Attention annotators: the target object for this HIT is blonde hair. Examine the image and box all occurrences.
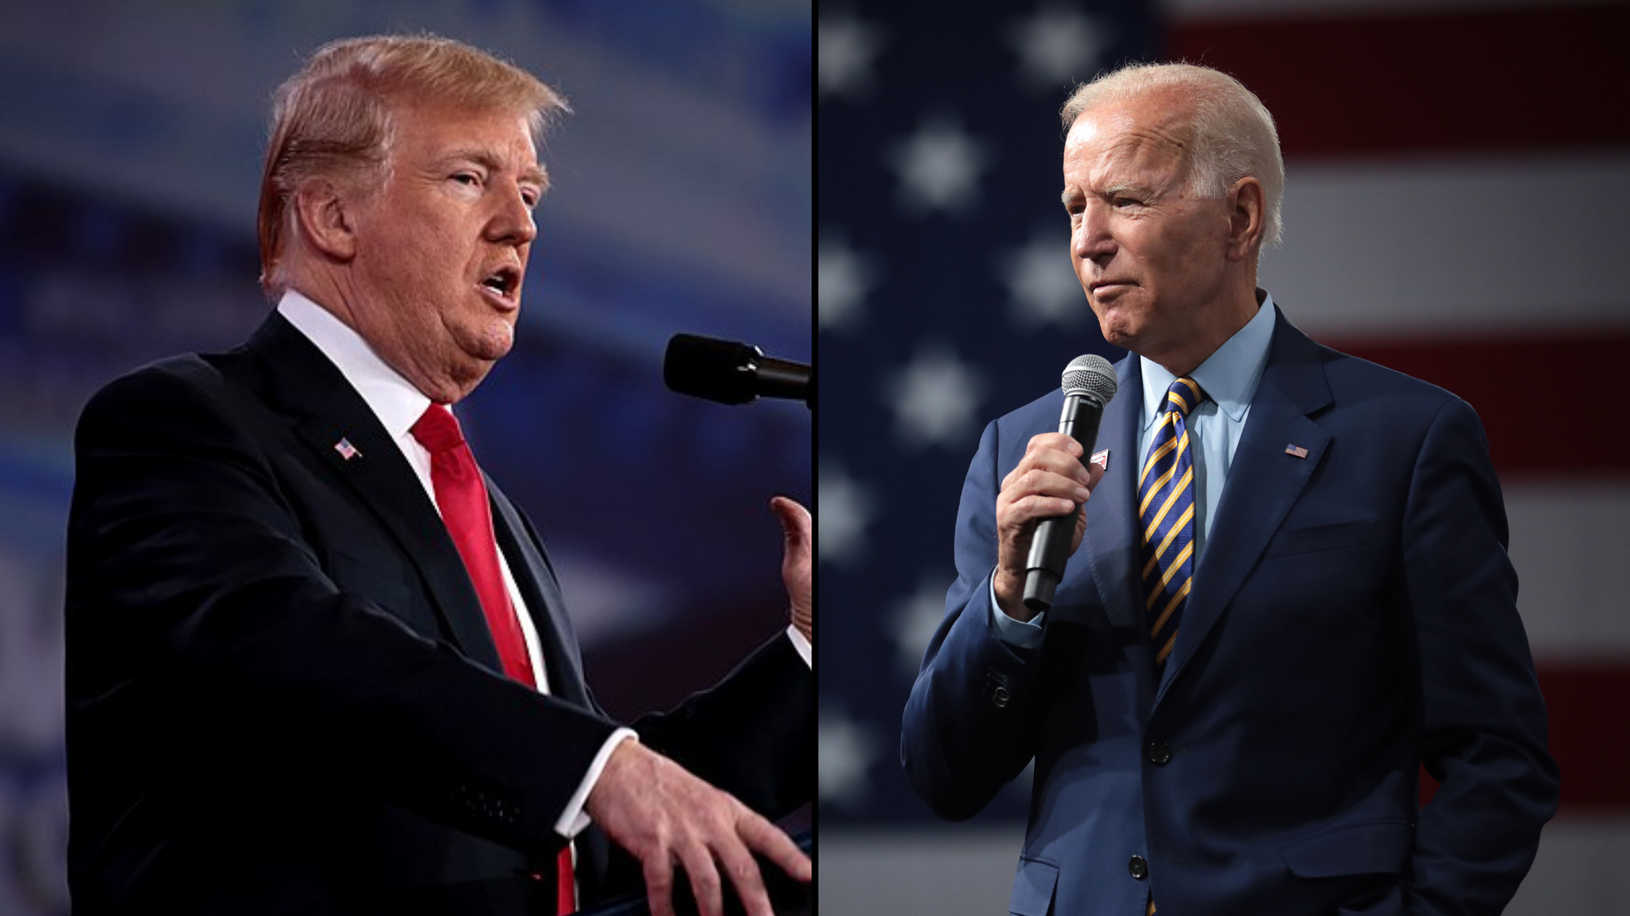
[257,34,569,295]
[1061,62,1284,249]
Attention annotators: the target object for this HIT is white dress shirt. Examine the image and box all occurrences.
[278,290,632,838]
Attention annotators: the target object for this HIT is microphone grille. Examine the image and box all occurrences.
[1061,354,1118,405]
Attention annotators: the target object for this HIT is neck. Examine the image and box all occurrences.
[1148,283,1260,378]
[285,270,484,405]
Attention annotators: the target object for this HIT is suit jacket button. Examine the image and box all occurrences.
[1146,741,1171,766]
[992,686,1010,708]
[1129,855,1148,880]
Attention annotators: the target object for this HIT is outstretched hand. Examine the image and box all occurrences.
[585,740,811,916]
[770,497,811,644]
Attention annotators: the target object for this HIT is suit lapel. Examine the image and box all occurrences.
[244,313,506,675]
[1154,308,1333,707]
[1080,355,1156,694]
[488,485,591,707]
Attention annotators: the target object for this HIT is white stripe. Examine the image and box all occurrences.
[1507,480,1630,659]
[1506,816,1630,914]
[1260,154,1630,341]
[822,831,1017,916]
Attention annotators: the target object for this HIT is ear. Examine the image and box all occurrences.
[290,178,361,263]
[1224,176,1265,263]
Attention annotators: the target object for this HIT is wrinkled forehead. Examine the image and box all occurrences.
[1063,93,1194,185]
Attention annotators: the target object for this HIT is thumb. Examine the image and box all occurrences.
[769,496,811,554]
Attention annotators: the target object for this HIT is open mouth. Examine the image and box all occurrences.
[477,266,521,304]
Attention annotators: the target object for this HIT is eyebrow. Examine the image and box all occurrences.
[442,149,550,190]
[1104,182,1150,197]
[1060,182,1153,206]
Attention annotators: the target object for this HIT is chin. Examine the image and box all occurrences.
[485,337,515,361]
[468,322,516,361]
[1093,315,1138,352]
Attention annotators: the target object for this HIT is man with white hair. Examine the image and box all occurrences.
[903,62,1556,915]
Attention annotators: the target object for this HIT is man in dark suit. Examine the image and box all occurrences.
[65,35,811,916]
[902,63,1557,915]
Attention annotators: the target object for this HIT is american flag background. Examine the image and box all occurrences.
[818,0,1630,912]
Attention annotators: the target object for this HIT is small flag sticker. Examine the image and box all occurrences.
[1285,444,1308,459]
[334,438,361,461]
[1091,449,1110,471]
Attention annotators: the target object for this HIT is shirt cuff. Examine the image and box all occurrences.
[787,624,813,668]
[988,570,1046,648]
[555,727,639,837]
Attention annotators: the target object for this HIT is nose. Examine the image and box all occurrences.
[487,187,538,246]
[1073,200,1115,267]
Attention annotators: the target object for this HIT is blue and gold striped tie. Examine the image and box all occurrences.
[1139,377,1204,668]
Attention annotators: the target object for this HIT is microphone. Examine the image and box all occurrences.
[664,334,812,410]
[1023,354,1118,613]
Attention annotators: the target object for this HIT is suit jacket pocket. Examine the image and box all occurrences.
[1010,856,1059,916]
[1264,519,1378,560]
[1279,819,1414,877]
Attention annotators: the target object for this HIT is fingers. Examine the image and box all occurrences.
[737,811,812,882]
[644,853,678,916]
[1087,454,1107,490]
[997,434,1100,524]
[592,745,799,916]
[995,434,1104,615]
[713,842,773,916]
[670,831,783,916]
[1001,435,1097,495]
[1030,431,1085,458]
[710,808,803,916]
[677,840,727,916]
[768,496,812,546]
[770,496,813,643]
[769,495,813,582]
[651,815,784,916]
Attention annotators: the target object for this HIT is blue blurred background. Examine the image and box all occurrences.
[0,2,810,912]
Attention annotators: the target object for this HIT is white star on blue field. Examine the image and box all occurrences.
[818,0,1157,823]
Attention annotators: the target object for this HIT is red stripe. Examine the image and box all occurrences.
[1323,329,1630,476]
[1419,662,1630,810]
[1537,663,1630,810]
[1168,6,1630,158]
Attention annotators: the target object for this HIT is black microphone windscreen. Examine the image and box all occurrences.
[664,334,759,405]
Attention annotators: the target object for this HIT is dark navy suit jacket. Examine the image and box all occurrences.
[903,306,1557,916]
[65,313,812,915]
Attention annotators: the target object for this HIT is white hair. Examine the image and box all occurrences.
[1061,62,1284,250]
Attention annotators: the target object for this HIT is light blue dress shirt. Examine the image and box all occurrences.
[991,291,1279,646]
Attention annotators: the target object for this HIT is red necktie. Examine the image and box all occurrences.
[410,404,575,914]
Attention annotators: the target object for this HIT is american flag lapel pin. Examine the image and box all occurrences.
[1285,444,1308,459]
[1090,449,1110,471]
[334,438,362,461]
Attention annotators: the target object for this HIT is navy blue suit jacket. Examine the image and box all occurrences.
[65,313,812,915]
[903,306,1557,916]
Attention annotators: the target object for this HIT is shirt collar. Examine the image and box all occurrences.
[1140,288,1277,430]
[276,289,433,441]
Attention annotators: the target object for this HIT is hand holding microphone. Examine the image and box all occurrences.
[994,355,1118,620]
